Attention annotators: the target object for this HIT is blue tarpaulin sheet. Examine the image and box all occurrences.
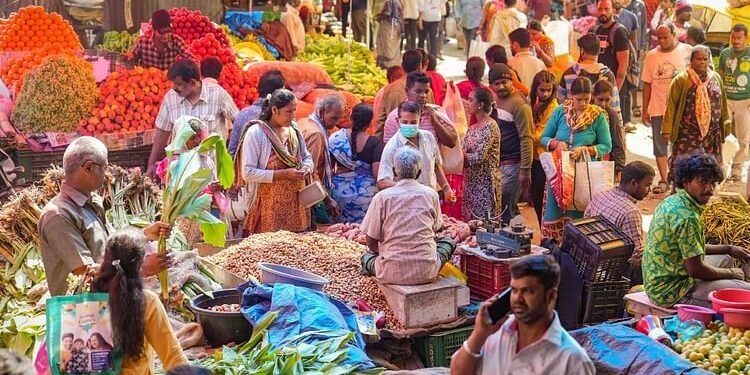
[223,11,282,58]
[239,282,376,370]
[570,324,711,375]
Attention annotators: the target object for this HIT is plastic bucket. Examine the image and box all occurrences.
[190,289,252,347]
[258,262,329,291]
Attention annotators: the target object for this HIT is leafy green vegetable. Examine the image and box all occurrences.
[198,312,383,375]
[158,116,235,299]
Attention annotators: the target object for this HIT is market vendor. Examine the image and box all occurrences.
[131,9,195,70]
[360,147,456,285]
[38,137,173,296]
[643,154,750,308]
[146,59,239,180]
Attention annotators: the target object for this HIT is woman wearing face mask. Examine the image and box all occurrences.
[377,101,454,204]
[236,89,314,233]
[461,87,502,221]
[529,71,559,228]
[540,77,612,242]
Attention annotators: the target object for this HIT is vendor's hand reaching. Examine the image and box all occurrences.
[325,197,341,218]
[444,185,457,204]
[144,221,171,241]
[142,251,173,278]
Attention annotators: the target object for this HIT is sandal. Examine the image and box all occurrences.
[632,106,642,118]
[652,180,669,195]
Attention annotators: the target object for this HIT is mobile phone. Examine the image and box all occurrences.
[488,288,511,324]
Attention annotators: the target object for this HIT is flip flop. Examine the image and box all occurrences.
[632,106,642,117]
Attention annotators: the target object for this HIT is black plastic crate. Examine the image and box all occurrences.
[13,149,65,184]
[108,145,151,172]
[581,277,630,324]
[561,216,634,283]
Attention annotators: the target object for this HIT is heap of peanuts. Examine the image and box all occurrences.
[206,231,404,330]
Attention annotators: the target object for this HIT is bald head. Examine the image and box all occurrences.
[63,136,108,176]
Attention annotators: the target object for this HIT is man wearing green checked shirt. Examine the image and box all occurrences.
[643,154,750,308]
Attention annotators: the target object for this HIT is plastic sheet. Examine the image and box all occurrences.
[570,324,711,375]
[664,316,706,342]
[239,282,377,370]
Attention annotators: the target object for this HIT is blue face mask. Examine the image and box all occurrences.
[399,123,419,138]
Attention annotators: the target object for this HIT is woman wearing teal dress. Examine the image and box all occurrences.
[540,77,613,242]
[329,104,385,223]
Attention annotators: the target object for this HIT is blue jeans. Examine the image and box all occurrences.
[500,163,520,225]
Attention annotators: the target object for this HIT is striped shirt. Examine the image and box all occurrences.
[361,178,444,285]
[156,81,239,139]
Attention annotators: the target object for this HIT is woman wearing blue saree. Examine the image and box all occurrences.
[329,104,385,223]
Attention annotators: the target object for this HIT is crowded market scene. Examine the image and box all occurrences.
[5,0,750,373]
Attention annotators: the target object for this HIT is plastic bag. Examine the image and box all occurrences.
[541,149,575,210]
[46,293,123,375]
[572,152,614,211]
[439,83,467,175]
[34,337,51,375]
[439,263,468,285]
[468,36,491,59]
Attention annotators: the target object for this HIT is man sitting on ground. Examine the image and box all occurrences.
[451,255,595,374]
[644,154,750,308]
[360,147,456,285]
[585,161,655,285]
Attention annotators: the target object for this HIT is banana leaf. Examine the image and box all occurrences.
[157,117,235,300]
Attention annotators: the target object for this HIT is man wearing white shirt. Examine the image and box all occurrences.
[451,255,595,375]
[489,0,527,58]
[418,0,443,59]
[508,28,547,90]
[404,0,420,50]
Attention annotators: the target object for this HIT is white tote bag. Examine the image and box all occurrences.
[572,152,614,211]
[468,36,491,58]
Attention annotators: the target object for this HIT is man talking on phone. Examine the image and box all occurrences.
[450,256,594,374]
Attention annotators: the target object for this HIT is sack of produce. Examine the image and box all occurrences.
[45,293,123,375]
[245,61,333,87]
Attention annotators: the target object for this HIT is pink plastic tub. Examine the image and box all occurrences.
[720,307,750,329]
[708,288,750,312]
[674,304,716,325]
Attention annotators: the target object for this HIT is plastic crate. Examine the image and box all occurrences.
[13,149,65,184]
[459,252,511,300]
[561,216,634,283]
[581,277,631,324]
[108,145,152,171]
[417,325,474,367]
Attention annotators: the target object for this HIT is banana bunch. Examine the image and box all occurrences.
[222,25,275,62]
[97,30,138,54]
[297,34,387,97]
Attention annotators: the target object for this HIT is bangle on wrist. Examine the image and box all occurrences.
[462,340,483,358]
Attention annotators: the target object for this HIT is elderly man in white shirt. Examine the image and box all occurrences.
[418,0,443,59]
[377,101,456,203]
[451,255,595,375]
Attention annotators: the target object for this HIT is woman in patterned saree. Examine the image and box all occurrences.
[238,89,314,233]
[663,45,729,184]
[462,87,502,221]
[329,103,385,223]
[540,77,612,242]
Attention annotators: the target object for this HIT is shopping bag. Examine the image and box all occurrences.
[540,148,575,210]
[35,337,51,375]
[46,293,123,375]
[571,152,614,211]
[468,36,491,59]
[438,83,466,174]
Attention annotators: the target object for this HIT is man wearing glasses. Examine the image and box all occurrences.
[643,154,750,309]
[131,9,194,70]
[38,137,172,296]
